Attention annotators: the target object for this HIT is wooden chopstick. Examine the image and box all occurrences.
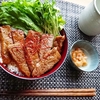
[0,88,96,97]
[19,88,96,93]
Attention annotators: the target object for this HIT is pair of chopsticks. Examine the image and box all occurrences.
[0,88,96,97]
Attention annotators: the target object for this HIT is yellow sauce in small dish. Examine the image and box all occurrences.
[71,47,87,67]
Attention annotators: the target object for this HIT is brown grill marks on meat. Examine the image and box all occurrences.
[8,42,30,77]
[39,34,54,59]
[11,29,24,43]
[0,25,13,64]
[32,47,61,77]
[24,30,41,72]
[53,35,65,53]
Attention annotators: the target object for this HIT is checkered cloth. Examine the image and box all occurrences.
[0,0,100,99]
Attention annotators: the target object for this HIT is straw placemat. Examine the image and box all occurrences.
[0,0,100,99]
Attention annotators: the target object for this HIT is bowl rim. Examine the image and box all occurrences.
[69,40,99,72]
[0,29,68,80]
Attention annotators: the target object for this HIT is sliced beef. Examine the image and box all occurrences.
[39,34,54,59]
[11,29,24,43]
[32,47,61,77]
[8,42,30,77]
[24,30,41,72]
[53,35,65,53]
[0,25,13,64]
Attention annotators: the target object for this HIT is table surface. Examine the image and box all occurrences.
[0,0,100,100]
[63,0,92,6]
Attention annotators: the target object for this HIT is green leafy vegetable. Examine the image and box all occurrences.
[0,0,66,36]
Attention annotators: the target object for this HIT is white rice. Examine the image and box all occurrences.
[0,58,3,63]
[0,57,23,76]
[7,64,23,76]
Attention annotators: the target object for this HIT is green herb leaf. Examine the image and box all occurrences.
[0,0,66,36]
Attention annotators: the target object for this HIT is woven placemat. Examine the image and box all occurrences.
[0,0,100,100]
